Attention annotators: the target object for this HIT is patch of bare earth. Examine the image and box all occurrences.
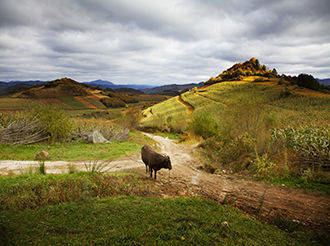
[177,95,194,115]
[136,133,330,231]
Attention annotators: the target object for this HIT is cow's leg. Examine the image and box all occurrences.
[145,165,148,173]
[154,170,157,180]
[150,169,153,178]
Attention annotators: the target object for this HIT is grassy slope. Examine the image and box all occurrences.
[0,96,104,111]
[141,96,188,129]
[0,132,153,161]
[140,80,330,130]
[0,171,321,246]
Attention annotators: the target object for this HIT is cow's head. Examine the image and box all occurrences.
[164,155,172,170]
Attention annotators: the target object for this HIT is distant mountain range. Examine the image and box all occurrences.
[316,78,330,86]
[0,80,49,96]
[142,82,204,94]
[83,80,153,90]
[0,79,204,96]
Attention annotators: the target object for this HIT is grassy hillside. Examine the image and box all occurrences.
[141,79,329,132]
[0,78,170,111]
[140,77,329,190]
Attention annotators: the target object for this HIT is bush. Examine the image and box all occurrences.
[74,119,129,141]
[32,105,73,142]
[100,97,126,108]
[189,112,219,138]
[250,153,275,179]
[296,74,320,90]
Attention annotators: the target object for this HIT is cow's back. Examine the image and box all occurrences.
[141,145,163,167]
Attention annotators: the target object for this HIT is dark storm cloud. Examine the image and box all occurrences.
[0,0,329,83]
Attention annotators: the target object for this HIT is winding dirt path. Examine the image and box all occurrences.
[177,95,194,116]
[1,133,329,230]
[138,133,330,231]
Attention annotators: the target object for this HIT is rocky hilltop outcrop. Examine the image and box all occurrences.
[205,58,278,85]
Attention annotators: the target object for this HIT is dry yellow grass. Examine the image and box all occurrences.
[140,80,330,132]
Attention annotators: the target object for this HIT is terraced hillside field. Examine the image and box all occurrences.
[140,79,330,132]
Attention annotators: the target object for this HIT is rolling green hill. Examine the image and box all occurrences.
[0,78,170,111]
[140,57,329,132]
[141,79,329,132]
[140,59,329,187]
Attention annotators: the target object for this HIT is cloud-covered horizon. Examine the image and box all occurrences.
[0,0,329,85]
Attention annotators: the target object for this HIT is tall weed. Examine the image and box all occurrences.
[32,105,73,142]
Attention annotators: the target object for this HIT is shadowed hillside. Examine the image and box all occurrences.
[0,78,171,111]
[16,78,93,98]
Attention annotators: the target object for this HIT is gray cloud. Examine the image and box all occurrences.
[0,0,329,84]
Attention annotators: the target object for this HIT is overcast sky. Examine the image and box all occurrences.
[0,0,329,84]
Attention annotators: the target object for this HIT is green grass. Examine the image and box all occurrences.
[1,196,322,245]
[142,81,329,131]
[83,97,106,108]
[0,97,38,111]
[0,172,153,210]
[58,96,89,109]
[0,137,144,161]
[0,170,325,245]
[141,96,188,131]
[267,176,330,195]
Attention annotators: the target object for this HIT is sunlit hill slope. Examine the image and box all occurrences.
[140,58,329,132]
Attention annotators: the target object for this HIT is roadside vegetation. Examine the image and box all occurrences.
[141,80,329,194]
[0,105,153,161]
[0,172,325,245]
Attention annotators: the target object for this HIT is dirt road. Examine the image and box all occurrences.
[139,133,330,231]
[1,133,329,230]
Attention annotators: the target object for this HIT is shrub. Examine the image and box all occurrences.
[250,153,275,179]
[32,105,73,142]
[117,109,141,130]
[296,74,320,90]
[189,112,219,139]
[100,97,126,108]
[74,119,130,141]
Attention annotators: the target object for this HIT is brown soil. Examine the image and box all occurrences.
[177,95,194,115]
[137,133,330,231]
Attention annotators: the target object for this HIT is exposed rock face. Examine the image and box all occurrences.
[87,130,109,143]
[35,150,50,160]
